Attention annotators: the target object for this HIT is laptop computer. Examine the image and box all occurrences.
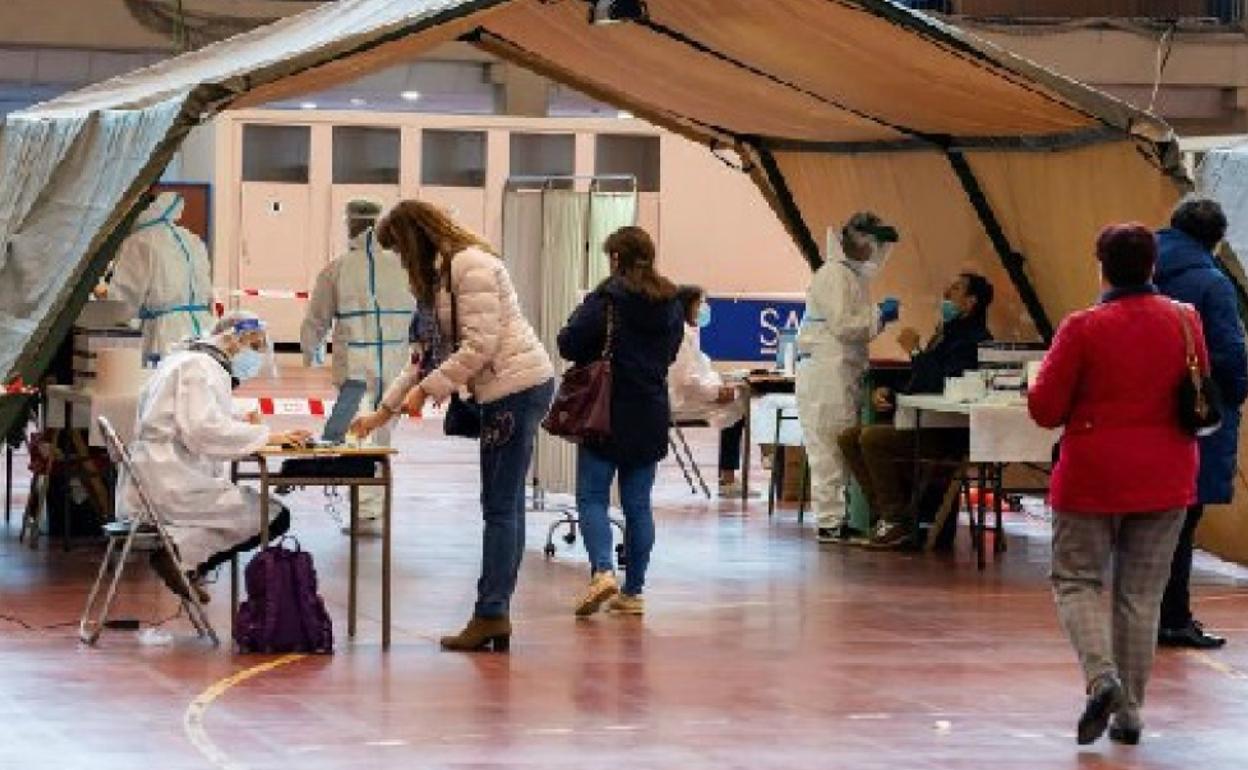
[309,378,367,448]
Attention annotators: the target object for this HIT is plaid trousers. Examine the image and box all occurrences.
[1051,509,1185,718]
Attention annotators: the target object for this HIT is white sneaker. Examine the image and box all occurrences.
[575,571,619,617]
[341,518,383,537]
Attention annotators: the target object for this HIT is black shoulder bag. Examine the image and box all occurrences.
[442,280,483,439]
[1174,302,1224,437]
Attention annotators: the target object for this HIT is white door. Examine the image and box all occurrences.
[237,183,313,344]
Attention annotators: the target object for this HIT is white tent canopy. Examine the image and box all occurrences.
[0,0,1190,420]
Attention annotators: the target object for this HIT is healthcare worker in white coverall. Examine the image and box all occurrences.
[96,191,215,363]
[127,311,311,603]
[300,199,415,535]
[795,212,900,544]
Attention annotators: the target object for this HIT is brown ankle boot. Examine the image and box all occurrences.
[439,616,511,653]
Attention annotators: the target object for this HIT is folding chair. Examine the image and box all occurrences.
[78,416,218,646]
[767,407,809,521]
[668,419,711,499]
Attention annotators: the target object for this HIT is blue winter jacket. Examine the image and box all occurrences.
[1155,228,1248,504]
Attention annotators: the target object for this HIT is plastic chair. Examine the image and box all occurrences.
[78,416,217,646]
[668,419,712,499]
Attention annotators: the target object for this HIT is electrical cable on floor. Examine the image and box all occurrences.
[0,605,184,632]
[0,613,34,630]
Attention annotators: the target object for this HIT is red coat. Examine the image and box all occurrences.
[1028,292,1207,515]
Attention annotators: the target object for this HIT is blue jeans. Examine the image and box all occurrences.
[474,378,554,619]
[576,446,657,596]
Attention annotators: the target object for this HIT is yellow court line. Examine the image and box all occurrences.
[1185,650,1248,681]
[183,654,306,770]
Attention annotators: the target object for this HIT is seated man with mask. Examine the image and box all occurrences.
[837,272,994,549]
[126,310,311,602]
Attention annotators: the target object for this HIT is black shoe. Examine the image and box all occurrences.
[817,524,859,544]
[1158,619,1227,650]
[1077,674,1125,745]
[1108,720,1141,746]
[866,521,911,550]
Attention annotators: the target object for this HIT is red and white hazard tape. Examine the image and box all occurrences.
[233,397,329,416]
[231,396,433,419]
[216,288,310,301]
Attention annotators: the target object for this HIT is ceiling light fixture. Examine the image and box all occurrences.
[349,97,367,107]
[299,102,318,110]
[589,0,648,25]
[400,90,422,102]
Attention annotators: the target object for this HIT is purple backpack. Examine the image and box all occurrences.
[234,537,333,654]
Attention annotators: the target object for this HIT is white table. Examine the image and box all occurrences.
[896,392,1060,463]
[45,385,139,447]
[895,392,1060,568]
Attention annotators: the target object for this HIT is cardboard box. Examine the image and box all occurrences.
[779,445,810,503]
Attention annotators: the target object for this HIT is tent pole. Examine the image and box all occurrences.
[753,146,823,272]
[945,150,1054,343]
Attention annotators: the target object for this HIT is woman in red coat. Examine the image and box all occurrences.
[1028,223,1209,747]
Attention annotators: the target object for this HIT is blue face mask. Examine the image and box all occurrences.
[940,299,961,324]
[231,348,265,382]
[696,303,712,328]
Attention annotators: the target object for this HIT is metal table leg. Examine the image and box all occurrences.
[62,399,72,551]
[6,441,12,528]
[381,458,392,650]
[349,483,359,640]
[975,463,987,571]
[741,389,752,506]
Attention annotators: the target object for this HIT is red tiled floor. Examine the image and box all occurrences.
[2,366,1247,768]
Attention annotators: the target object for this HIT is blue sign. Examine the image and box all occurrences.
[701,296,806,362]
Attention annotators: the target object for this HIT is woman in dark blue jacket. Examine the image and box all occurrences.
[1154,197,1248,649]
[557,226,683,618]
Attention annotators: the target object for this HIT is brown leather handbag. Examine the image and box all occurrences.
[542,300,614,443]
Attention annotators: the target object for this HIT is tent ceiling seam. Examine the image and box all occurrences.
[750,142,823,273]
[944,149,1054,342]
[848,0,1165,140]
[760,127,1122,155]
[473,28,737,146]
[636,17,926,142]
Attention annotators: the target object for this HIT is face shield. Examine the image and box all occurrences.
[210,313,277,382]
[840,217,899,279]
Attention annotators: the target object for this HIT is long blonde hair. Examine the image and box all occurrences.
[375,200,495,304]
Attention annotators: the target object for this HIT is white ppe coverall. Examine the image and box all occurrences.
[300,229,415,520]
[109,192,214,362]
[795,244,885,529]
[124,348,271,570]
[669,324,746,429]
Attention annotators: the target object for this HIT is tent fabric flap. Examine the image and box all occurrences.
[0,98,188,378]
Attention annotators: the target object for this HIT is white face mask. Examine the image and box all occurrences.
[231,348,265,382]
[849,241,892,280]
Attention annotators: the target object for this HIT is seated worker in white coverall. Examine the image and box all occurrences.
[668,284,751,496]
[127,311,311,603]
[300,199,415,536]
[795,212,900,544]
[95,191,215,364]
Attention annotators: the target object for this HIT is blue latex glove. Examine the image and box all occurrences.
[878,297,900,326]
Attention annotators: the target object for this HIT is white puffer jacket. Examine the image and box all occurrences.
[382,246,553,407]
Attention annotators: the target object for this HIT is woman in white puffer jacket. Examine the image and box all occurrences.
[352,200,554,653]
